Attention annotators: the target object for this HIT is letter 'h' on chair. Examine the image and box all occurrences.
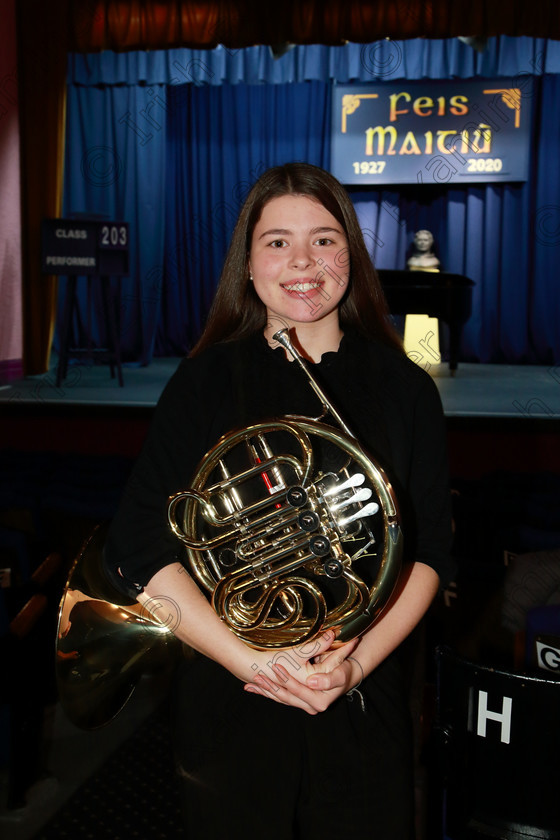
[432,646,560,839]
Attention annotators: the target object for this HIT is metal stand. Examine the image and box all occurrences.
[56,275,123,387]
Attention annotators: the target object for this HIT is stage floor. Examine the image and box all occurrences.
[1,358,560,420]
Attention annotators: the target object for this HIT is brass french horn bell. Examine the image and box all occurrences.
[55,524,180,729]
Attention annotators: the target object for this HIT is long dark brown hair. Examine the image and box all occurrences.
[190,162,403,356]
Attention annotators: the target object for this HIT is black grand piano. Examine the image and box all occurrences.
[377,270,474,375]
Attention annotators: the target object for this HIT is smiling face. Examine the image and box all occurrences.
[248,194,350,337]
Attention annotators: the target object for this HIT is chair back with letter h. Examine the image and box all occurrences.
[434,646,560,839]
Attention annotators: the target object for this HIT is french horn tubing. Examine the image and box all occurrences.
[167,328,403,649]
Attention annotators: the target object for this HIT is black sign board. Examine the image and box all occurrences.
[331,78,533,186]
[41,219,129,276]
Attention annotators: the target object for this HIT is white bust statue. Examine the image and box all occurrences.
[407,230,440,271]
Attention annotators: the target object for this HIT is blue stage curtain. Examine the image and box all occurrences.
[531,74,560,365]
[156,80,331,354]
[61,83,167,364]
[62,37,560,364]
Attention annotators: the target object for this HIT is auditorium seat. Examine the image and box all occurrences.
[432,646,560,840]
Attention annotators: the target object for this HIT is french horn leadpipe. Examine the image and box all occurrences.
[273,329,354,437]
[168,328,403,650]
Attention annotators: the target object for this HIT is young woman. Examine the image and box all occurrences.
[105,163,454,838]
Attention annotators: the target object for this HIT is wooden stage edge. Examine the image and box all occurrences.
[1,358,559,479]
[0,402,558,481]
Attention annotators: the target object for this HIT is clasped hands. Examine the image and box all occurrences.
[243,629,362,715]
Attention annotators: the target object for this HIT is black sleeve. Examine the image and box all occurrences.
[406,373,455,589]
[104,357,206,594]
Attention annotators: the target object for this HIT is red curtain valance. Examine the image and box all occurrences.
[69,0,560,53]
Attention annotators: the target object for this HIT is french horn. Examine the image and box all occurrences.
[56,328,403,728]
[168,329,403,649]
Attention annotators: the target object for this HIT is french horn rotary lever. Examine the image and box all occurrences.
[168,328,403,649]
